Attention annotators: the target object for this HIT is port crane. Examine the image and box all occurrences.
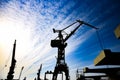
[7,40,17,80]
[37,64,42,80]
[18,66,24,80]
[51,20,98,80]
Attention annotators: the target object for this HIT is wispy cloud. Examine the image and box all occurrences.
[0,0,81,79]
[0,0,100,79]
[0,0,120,80]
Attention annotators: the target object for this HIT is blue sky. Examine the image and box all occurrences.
[0,0,120,80]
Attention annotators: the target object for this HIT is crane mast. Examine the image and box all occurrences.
[51,20,98,80]
[18,66,24,80]
[7,40,17,80]
[37,64,42,80]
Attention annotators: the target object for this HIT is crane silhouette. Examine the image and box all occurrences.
[7,40,17,80]
[51,20,98,80]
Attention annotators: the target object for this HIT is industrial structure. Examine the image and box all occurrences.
[51,20,98,80]
[37,64,42,80]
[18,66,24,80]
[114,24,120,39]
[76,24,120,80]
[1,22,120,80]
[6,40,17,80]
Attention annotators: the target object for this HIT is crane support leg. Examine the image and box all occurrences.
[52,64,69,80]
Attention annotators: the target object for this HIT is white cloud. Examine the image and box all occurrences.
[0,0,98,80]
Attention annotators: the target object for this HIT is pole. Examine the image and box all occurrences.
[19,66,24,80]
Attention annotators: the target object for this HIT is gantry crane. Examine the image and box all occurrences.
[51,20,98,80]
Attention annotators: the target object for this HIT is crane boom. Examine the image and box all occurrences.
[63,20,98,42]
[77,20,98,29]
[52,20,98,42]
[64,24,82,42]
[62,22,77,31]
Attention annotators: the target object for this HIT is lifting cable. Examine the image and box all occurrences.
[96,30,104,50]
